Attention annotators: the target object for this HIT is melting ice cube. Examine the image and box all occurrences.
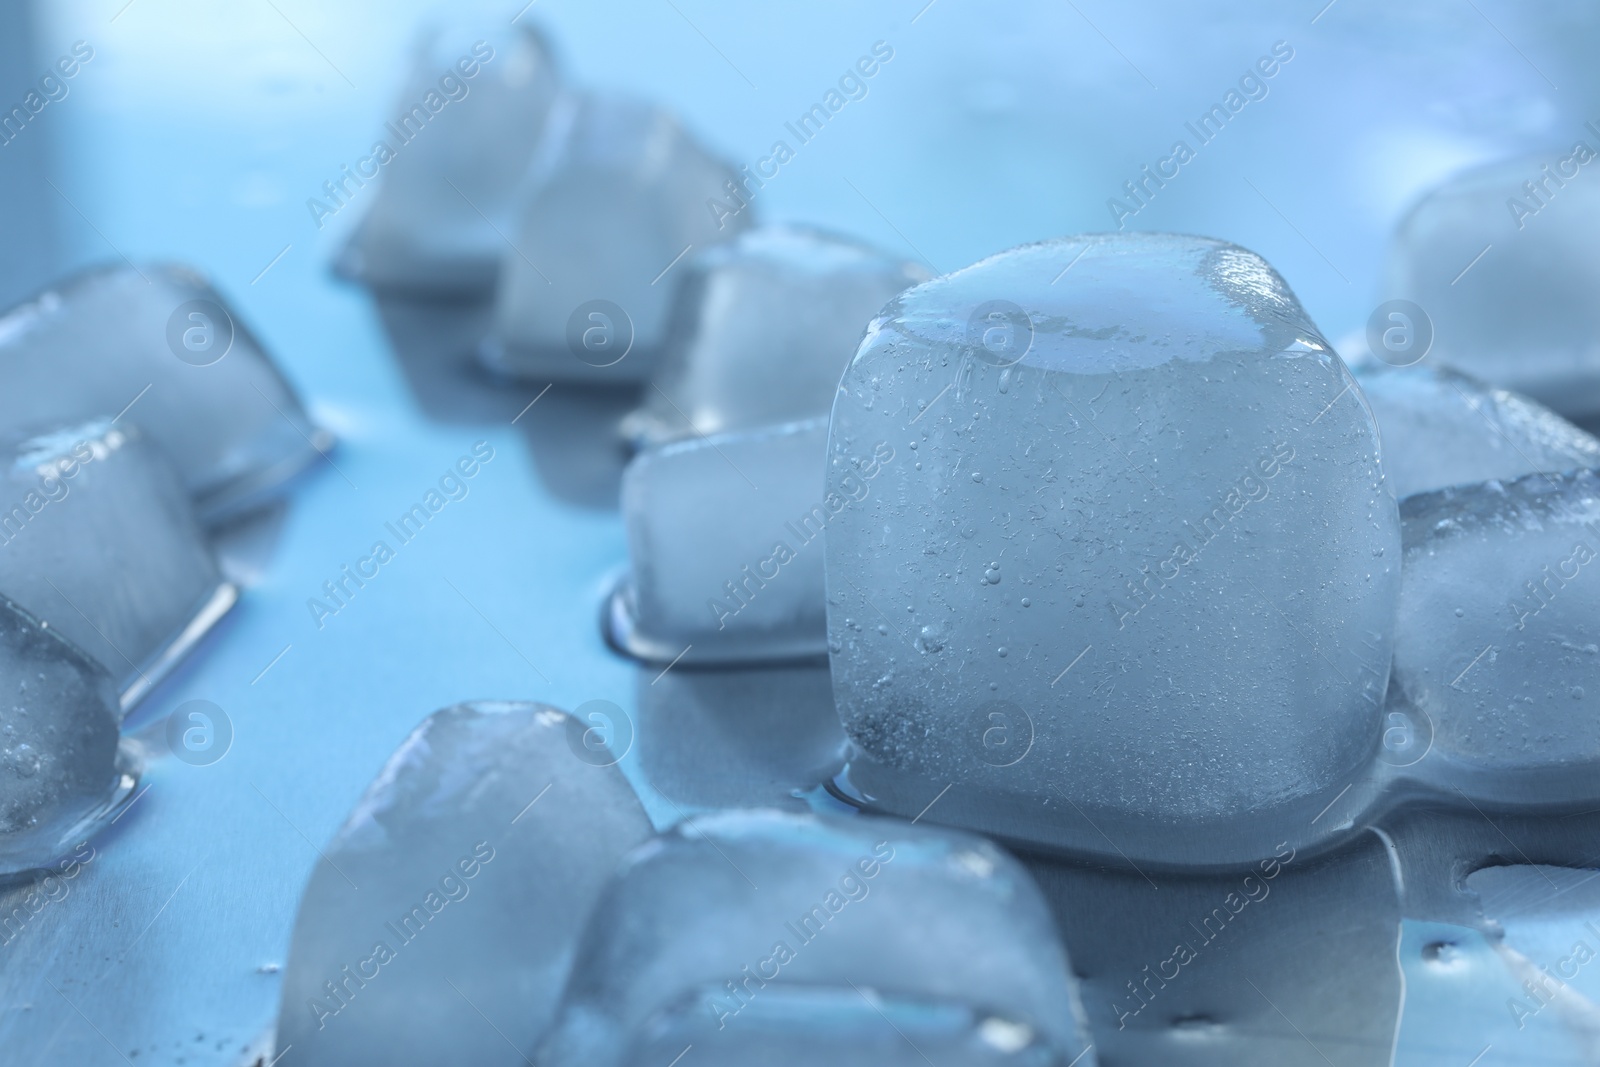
[621,225,929,449]
[0,421,234,711]
[0,593,136,877]
[825,233,1400,867]
[1386,153,1600,420]
[481,92,750,383]
[335,22,561,293]
[275,701,653,1067]
[0,264,334,523]
[1355,362,1600,500]
[1390,470,1600,806]
[535,809,1096,1067]
[608,418,838,666]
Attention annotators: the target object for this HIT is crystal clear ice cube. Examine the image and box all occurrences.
[621,225,928,449]
[826,233,1401,867]
[536,810,1096,1067]
[275,701,653,1067]
[335,22,561,293]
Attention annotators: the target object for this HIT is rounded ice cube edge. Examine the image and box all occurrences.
[601,568,829,668]
[118,580,239,713]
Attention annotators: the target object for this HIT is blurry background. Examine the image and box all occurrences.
[0,0,1595,1062]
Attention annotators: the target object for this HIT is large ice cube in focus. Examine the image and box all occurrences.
[481,92,750,383]
[0,421,235,711]
[608,418,837,666]
[275,701,652,1067]
[620,226,929,449]
[1390,470,1600,806]
[1355,362,1600,499]
[826,234,1401,868]
[0,264,334,523]
[0,593,136,877]
[334,22,560,293]
[536,810,1096,1067]
[1386,153,1600,420]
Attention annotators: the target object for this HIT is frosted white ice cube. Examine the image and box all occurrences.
[335,22,561,293]
[536,810,1096,1067]
[1356,362,1600,499]
[621,225,928,449]
[1386,152,1600,419]
[1389,470,1600,806]
[0,593,136,877]
[482,92,750,383]
[0,264,333,523]
[0,421,235,711]
[826,233,1401,867]
[275,701,653,1067]
[609,417,856,666]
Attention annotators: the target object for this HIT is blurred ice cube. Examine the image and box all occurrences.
[536,810,1096,1067]
[0,420,234,711]
[0,592,137,878]
[621,226,928,449]
[335,22,561,293]
[275,701,653,1067]
[481,92,750,383]
[826,234,1400,867]
[1390,470,1600,806]
[607,418,833,666]
[1356,362,1600,499]
[0,264,334,523]
[1386,152,1600,420]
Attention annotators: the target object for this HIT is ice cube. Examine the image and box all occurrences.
[607,418,837,666]
[0,592,137,877]
[1356,362,1600,499]
[0,420,235,711]
[1389,470,1600,806]
[620,226,929,449]
[274,701,652,1067]
[481,92,750,383]
[535,809,1096,1067]
[0,263,334,523]
[1385,153,1600,420]
[826,233,1401,867]
[334,22,561,293]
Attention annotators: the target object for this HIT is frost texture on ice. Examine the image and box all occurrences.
[1355,362,1600,500]
[826,233,1401,867]
[0,593,135,877]
[335,22,560,293]
[536,810,1096,1067]
[275,701,652,1067]
[609,418,843,666]
[1390,470,1600,806]
[0,264,333,523]
[482,92,750,383]
[1386,153,1600,419]
[0,421,234,711]
[621,226,928,449]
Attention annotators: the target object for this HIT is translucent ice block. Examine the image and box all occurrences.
[275,701,653,1067]
[826,233,1401,868]
[621,226,929,449]
[1389,470,1600,806]
[607,418,846,666]
[0,421,235,711]
[0,263,334,523]
[1355,362,1600,500]
[0,593,137,877]
[334,22,561,293]
[481,92,750,383]
[1386,152,1600,419]
[536,810,1096,1067]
